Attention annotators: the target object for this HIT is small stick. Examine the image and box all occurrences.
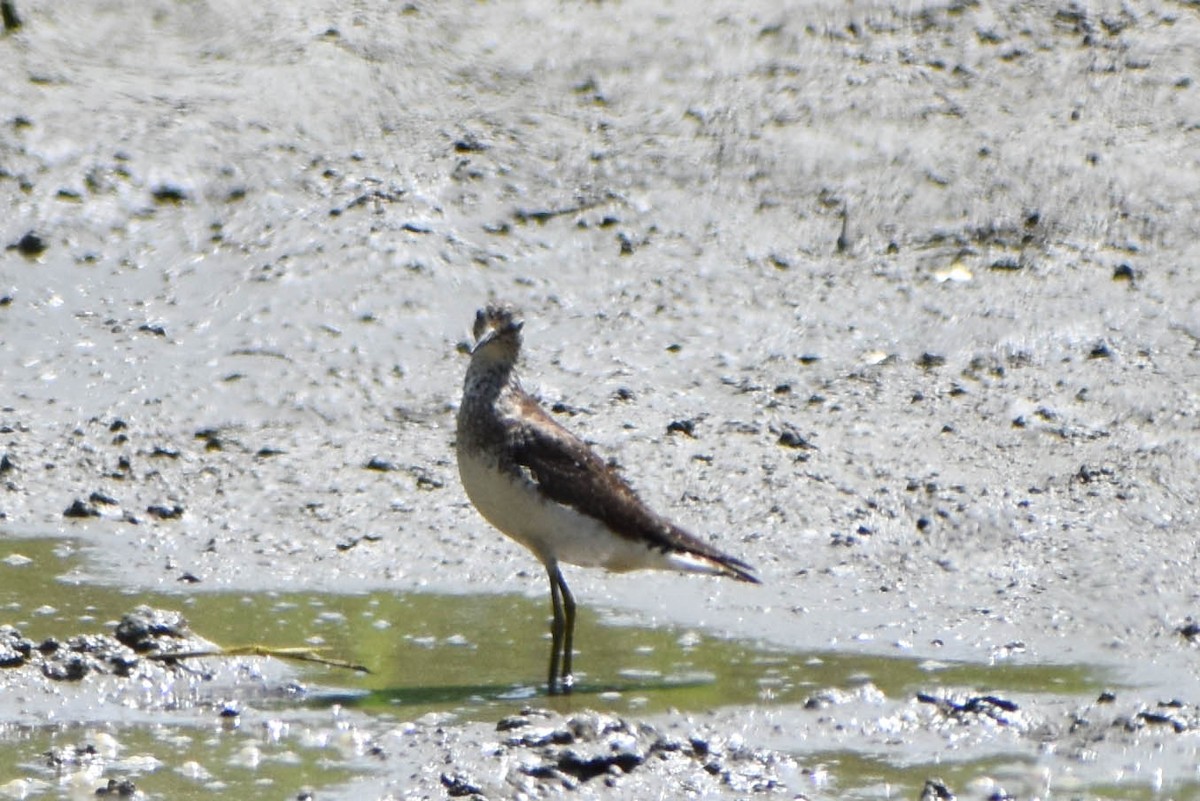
[144,645,371,673]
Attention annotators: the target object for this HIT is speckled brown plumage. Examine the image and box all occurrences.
[455,303,759,693]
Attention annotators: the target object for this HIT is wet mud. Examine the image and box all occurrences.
[3,0,1200,797]
[0,605,202,682]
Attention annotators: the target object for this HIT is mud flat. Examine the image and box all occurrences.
[2,0,1199,797]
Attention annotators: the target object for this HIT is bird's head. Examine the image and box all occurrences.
[470,303,524,361]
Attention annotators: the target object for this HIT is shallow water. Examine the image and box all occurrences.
[0,533,1155,799]
[0,535,1105,718]
[0,722,357,800]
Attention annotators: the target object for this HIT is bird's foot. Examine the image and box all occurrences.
[549,673,575,696]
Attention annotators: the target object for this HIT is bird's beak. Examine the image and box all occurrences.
[471,328,498,354]
[470,319,523,354]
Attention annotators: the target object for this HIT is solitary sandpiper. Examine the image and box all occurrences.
[455,303,759,694]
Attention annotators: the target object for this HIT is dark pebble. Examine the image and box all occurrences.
[666,419,696,437]
[194,429,222,451]
[918,352,947,369]
[15,231,47,256]
[365,457,396,471]
[114,605,190,650]
[558,749,643,781]
[453,134,489,153]
[440,772,483,797]
[0,626,33,667]
[921,778,955,800]
[497,714,532,731]
[42,655,88,681]
[151,184,189,203]
[777,426,812,449]
[146,504,184,519]
[414,470,443,490]
[95,778,137,797]
[63,499,100,518]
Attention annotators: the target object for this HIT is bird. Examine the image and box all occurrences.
[455,303,759,694]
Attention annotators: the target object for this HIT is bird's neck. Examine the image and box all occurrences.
[462,355,521,409]
[459,356,522,451]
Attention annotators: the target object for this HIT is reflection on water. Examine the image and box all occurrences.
[0,535,1123,800]
[0,536,1104,720]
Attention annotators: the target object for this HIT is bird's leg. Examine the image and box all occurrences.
[547,562,566,694]
[545,563,577,694]
[558,569,576,690]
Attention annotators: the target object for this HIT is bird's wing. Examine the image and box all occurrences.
[507,395,758,582]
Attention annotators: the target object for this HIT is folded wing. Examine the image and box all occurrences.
[507,396,759,584]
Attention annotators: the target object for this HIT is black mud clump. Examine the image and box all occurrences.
[114,605,192,651]
[1,0,20,33]
[94,777,138,797]
[1053,694,1200,765]
[63,498,101,518]
[0,605,204,681]
[917,691,1022,726]
[0,625,34,667]
[12,230,46,256]
[476,710,795,794]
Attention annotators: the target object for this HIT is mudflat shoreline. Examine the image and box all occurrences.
[2,0,1198,797]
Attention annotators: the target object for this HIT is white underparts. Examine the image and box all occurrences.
[457,448,725,576]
